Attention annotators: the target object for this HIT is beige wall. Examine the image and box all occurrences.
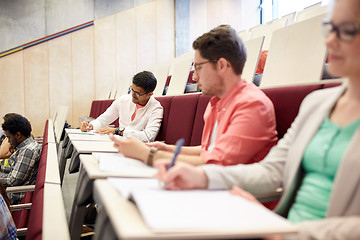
[0,0,175,136]
[189,0,259,49]
[0,0,258,136]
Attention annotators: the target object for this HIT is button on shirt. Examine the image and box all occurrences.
[288,117,360,223]
[201,80,278,166]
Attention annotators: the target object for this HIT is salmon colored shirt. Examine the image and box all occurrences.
[201,79,278,166]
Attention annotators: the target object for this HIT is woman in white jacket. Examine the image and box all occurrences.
[156,0,360,239]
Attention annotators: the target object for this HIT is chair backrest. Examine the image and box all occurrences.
[166,52,193,96]
[154,96,173,142]
[295,4,328,22]
[250,17,288,50]
[262,84,322,139]
[89,100,104,118]
[190,94,212,146]
[153,60,171,97]
[242,36,264,83]
[238,30,252,41]
[164,94,200,145]
[53,106,69,143]
[25,187,44,240]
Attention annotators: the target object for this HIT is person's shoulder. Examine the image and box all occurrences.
[149,97,163,109]
[307,84,344,99]
[239,83,273,106]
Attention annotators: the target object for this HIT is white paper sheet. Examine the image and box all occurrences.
[107,177,294,233]
[94,152,157,177]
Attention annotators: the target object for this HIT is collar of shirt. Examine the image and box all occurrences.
[209,79,247,111]
[15,137,33,150]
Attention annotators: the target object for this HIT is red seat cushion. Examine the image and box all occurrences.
[165,94,200,145]
[190,95,211,146]
[101,99,118,127]
[12,191,33,228]
[89,100,103,118]
[26,186,44,240]
[155,96,173,142]
[262,84,322,139]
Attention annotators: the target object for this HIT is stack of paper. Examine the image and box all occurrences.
[94,152,157,177]
[108,178,297,234]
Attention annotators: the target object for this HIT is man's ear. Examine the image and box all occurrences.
[148,92,154,97]
[218,58,230,72]
[14,132,22,140]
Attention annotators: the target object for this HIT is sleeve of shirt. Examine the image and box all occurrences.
[292,216,360,240]
[1,148,36,188]
[203,100,277,166]
[0,195,17,240]
[123,105,163,142]
[91,98,122,130]
[0,165,11,174]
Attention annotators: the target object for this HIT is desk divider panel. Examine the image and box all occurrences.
[260,14,327,87]
[166,51,193,96]
[242,36,264,83]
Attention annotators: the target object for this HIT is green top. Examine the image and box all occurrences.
[288,117,360,223]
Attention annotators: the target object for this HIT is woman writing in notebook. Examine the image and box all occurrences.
[156,0,360,239]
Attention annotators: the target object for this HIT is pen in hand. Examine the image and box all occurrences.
[160,138,184,188]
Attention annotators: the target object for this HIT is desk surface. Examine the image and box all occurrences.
[93,180,298,240]
[80,154,156,179]
[68,133,112,142]
[71,140,118,153]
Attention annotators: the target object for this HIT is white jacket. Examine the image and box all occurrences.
[91,94,163,142]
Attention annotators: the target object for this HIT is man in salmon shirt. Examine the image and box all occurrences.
[112,25,278,167]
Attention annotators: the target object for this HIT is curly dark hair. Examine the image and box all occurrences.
[2,114,32,137]
[132,71,157,93]
[192,24,247,75]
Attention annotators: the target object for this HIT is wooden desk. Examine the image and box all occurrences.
[69,154,154,240]
[58,130,116,182]
[68,141,118,173]
[43,183,70,239]
[93,180,298,239]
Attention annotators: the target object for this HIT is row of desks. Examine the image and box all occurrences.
[59,128,297,240]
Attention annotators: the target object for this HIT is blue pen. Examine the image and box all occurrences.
[160,138,184,189]
[167,138,185,170]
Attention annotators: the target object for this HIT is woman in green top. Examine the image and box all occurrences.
[155,0,360,239]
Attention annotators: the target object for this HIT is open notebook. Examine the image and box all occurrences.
[108,177,298,235]
[94,152,157,177]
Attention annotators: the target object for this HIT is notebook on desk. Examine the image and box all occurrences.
[94,152,157,177]
[108,177,298,235]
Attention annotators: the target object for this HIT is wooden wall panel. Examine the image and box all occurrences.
[71,27,95,128]
[48,35,72,124]
[190,0,207,49]
[207,0,224,30]
[0,52,25,119]
[24,43,49,136]
[115,8,136,96]
[136,2,157,72]
[94,15,116,100]
[156,0,175,63]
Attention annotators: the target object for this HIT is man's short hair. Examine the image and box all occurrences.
[3,113,19,122]
[132,71,157,93]
[192,24,247,75]
[2,115,32,138]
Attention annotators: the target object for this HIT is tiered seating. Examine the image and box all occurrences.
[88,82,342,148]
[8,119,69,239]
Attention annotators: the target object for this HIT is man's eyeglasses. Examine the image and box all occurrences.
[130,87,148,98]
[194,59,217,73]
[322,20,360,42]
